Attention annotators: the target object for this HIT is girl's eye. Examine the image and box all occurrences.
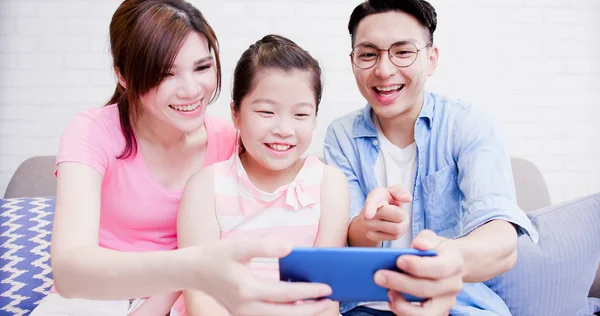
[295,113,310,117]
[257,111,274,115]
[195,65,211,71]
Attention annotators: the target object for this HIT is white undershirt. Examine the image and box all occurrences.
[360,115,417,311]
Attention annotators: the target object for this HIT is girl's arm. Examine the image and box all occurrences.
[177,167,229,316]
[314,165,350,316]
[51,162,203,299]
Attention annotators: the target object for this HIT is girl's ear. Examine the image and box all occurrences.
[114,67,126,89]
[230,101,239,129]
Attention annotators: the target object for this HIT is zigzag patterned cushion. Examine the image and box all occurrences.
[0,197,54,316]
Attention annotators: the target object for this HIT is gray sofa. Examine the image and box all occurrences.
[1,156,599,315]
[3,155,554,211]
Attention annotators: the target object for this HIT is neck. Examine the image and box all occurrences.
[239,152,303,193]
[377,97,424,149]
[135,112,203,151]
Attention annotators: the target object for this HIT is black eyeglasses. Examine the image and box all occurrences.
[350,42,431,69]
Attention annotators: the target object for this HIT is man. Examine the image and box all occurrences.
[324,1,538,315]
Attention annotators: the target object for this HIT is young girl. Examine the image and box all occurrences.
[30,1,333,315]
[175,35,350,316]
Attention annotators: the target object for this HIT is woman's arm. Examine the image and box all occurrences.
[314,165,350,316]
[51,162,200,299]
[178,168,229,316]
[128,291,182,316]
[52,162,334,315]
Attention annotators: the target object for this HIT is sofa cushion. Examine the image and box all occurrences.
[485,193,600,315]
[0,197,54,315]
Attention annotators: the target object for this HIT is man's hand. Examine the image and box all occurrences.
[349,185,412,246]
[374,230,464,316]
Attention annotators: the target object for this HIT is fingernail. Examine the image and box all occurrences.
[321,285,333,296]
[374,272,386,285]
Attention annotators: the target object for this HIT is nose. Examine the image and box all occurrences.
[272,116,295,138]
[176,73,201,99]
[374,51,397,78]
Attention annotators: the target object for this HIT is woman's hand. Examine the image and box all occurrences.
[191,239,334,316]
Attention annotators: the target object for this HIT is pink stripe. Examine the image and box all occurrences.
[212,158,235,176]
[223,225,319,246]
[215,184,321,216]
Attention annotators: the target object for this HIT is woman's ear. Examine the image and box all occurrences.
[114,66,126,89]
[230,102,239,129]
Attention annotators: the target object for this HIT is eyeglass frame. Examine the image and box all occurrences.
[349,41,432,70]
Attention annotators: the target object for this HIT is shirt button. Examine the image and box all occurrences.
[372,140,379,146]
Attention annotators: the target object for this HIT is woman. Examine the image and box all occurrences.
[30,1,333,315]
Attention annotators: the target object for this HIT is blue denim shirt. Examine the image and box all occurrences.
[324,91,538,315]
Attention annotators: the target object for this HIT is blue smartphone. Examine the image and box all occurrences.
[279,247,437,302]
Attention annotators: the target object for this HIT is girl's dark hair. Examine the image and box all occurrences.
[107,0,221,159]
[348,0,437,46]
[231,34,322,114]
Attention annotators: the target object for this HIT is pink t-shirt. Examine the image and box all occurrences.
[56,104,236,252]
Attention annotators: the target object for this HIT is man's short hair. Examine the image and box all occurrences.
[348,0,438,47]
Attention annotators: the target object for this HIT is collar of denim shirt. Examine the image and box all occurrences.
[352,90,435,139]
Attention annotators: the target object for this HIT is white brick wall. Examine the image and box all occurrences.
[1,0,599,204]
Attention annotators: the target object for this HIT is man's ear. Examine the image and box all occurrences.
[114,67,126,89]
[230,101,239,129]
[427,45,439,77]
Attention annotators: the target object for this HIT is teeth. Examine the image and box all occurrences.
[268,144,291,151]
[375,85,403,92]
[170,100,201,112]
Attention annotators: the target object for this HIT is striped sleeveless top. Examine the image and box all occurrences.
[173,154,326,315]
[213,153,325,280]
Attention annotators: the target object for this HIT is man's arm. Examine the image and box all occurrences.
[323,126,367,223]
[323,125,373,247]
[450,220,517,282]
[373,105,534,315]
[451,105,536,281]
[324,125,411,248]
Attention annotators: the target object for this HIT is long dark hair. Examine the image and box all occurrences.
[107,0,222,159]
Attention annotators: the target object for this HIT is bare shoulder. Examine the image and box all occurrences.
[322,164,348,185]
[184,165,215,191]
